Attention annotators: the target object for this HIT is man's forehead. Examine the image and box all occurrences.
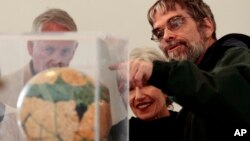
[35,40,76,45]
[152,4,189,27]
[42,22,71,32]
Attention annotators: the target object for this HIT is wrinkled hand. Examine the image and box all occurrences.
[109,59,153,90]
[129,59,153,88]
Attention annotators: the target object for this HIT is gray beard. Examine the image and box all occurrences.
[165,40,206,63]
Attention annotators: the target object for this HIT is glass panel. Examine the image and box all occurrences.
[0,33,129,141]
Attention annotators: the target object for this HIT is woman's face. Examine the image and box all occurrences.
[129,85,169,121]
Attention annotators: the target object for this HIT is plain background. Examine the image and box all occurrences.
[0,0,250,74]
[0,0,250,50]
[0,0,250,123]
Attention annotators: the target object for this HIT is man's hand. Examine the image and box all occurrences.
[129,59,153,88]
[109,59,153,91]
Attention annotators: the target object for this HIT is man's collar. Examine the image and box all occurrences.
[29,61,36,76]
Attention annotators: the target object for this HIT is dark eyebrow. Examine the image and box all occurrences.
[170,14,183,18]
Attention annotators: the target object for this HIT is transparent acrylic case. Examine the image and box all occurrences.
[0,33,129,141]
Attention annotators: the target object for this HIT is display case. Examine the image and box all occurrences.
[0,33,129,141]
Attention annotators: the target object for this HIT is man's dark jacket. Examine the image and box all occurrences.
[149,33,250,141]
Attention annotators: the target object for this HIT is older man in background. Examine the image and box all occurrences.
[0,8,78,141]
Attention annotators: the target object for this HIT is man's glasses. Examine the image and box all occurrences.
[151,16,193,42]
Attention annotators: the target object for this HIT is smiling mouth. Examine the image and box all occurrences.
[136,102,152,109]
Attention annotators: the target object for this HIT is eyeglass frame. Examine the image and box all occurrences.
[150,16,194,42]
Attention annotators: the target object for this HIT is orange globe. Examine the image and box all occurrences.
[17,67,111,141]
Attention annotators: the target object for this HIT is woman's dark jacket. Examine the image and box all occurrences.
[129,111,179,141]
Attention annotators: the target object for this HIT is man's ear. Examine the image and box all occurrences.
[72,41,78,54]
[74,41,78,50]
[202,17,214,39]
[27,41,34,56]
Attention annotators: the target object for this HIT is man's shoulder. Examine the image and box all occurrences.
[199,33,250,70]
[2,68,24,84]
[0,64,31,107]
[1,64,30,92]
[1,68,24,95]
[2,69,22,84]
[2,64,30,83]
[218,33,250,48]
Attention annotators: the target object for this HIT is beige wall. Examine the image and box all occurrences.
[0,0,156,49]
[0,0,250,50]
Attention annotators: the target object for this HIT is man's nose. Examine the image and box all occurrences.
[162,28,175,41]
[50,53,64,66]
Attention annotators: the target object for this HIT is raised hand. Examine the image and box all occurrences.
[129,59,153,88]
